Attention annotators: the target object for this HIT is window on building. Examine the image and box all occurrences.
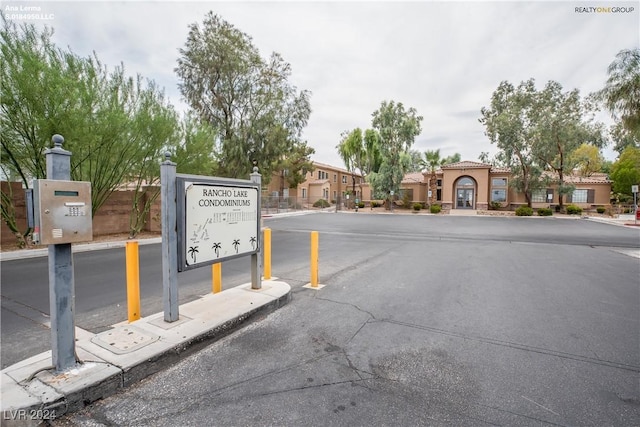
[531,189,554,203]
[333,190,337,200]
[302,188,307,198]
[491,189,507,202]
[571,189,588,203]
[342,175,347,184]
[491,177,508,203]
[435,179,442,201]
[333,174,337,182]
[399,189,414,200]
[531,190,546,203]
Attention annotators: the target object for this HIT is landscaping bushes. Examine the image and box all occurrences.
[537,207,553,216]
[515,206,533,216]
[413,203,422,211]
[565,204,583,215]
[596,206,606,214]
[430,204,442,214]
[489,201,503,210]
[313,199,330,208]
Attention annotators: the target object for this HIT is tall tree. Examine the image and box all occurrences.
[480,80,544,207]
[368,101,423,206]
[407,149,425,173]
[530,81,606,208]
[275,142,315,197]
[337,128,364,197]
[569,143,604,177]
[1,15,179,242]
[610,146,640,197]
[175,12,312,183]
[173,113,217,176]
[597,48,640,153]
[336,127,382,199]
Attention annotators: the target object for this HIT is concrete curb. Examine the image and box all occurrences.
[1,281,291,426]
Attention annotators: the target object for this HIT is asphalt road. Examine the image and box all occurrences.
[3,213,640,425]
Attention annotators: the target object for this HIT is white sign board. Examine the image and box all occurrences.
[632,185,639,193]
[179,181,259,270]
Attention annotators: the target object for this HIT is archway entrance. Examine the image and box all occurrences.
[455,177,475,209]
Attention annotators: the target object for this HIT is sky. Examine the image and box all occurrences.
[4,0,639,168]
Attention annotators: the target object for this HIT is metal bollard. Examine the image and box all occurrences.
[126,241,141,322]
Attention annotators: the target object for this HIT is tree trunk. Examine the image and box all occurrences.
[429,171,437,205]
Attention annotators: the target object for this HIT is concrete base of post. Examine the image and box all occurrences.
[303,283,325,290]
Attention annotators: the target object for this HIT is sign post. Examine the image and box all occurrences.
[632,185,638,225]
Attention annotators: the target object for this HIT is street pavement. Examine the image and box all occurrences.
[2,211,639,426]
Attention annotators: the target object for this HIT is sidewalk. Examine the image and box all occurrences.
[1,211,312,425]
[1,280,291,426]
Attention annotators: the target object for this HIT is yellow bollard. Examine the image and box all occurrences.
[264,228,272,280]
[212,263,222,294]
[125,241,141,322]
[310,231,319,287]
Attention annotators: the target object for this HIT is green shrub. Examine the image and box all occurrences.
[412,202,422,211]
[313,198,330,208]
[566,204,583,215]
[537,207,553,216]
[430,204,442,214]
[515,206,533,216]
[596,206,606,214]
[357,201,365,208]
[489,201,502,210]
[371,201,380,208]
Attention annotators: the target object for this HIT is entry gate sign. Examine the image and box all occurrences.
[176,175,260,272]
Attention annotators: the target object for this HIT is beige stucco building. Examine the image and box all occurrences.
[265,162,363,203]
[268,160,612,212]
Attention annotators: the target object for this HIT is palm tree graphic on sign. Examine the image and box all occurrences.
[212,242,221,258]
[188,246,199,263]
[250,236,257,250]
[232,239,240,253]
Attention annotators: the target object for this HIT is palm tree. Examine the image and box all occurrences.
[212,242,221,258]
[422,150,462,205]
[423,150,442,205]
[232,239,240,253]
[249,236,257,250]
[188,246,199,263]
[598,48,640,153]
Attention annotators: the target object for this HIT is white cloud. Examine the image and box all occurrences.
[6,0,638,167]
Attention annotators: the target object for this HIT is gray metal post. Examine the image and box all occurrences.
[635,191,638,226]
[250,167,262,289]
[161,153,179,322]
[46,134,77,372]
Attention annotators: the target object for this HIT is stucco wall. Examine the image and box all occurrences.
[1,182,161,247]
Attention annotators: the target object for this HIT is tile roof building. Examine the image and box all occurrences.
[266,160,612,211]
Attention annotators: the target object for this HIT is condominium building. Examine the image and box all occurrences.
[267,160,612,211]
